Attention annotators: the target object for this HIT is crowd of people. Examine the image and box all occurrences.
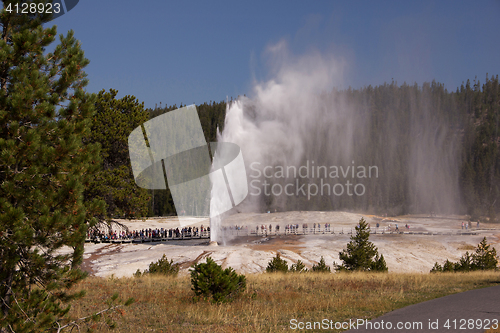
[86,222,342,241]
[88,220,456,241]
[254,223,333,236]
[461,221,479,230]
[86,225,210,241]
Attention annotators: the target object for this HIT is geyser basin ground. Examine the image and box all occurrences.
[79,211,500,277]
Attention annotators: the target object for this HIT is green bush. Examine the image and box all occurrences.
[430,262,443,273]
[371,254,388,272]
[290,260,307,273]
[266,252,289,273]
[472,237,498,270]
[455,252,473,272]
[135,254,180,277]
[443,259,455,272]
[190,257,246,303]
[311,256,331,273]
[148,254,180,276]
[430,237,498,273]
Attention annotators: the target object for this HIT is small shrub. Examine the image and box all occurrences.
[266,252,289,273]
[472,237,498,270]
[371,254,388,272]
[442,259,455,272]
[430,237,499,273]
[430,262,443,273]
[190,257,246,303]
[455,252,473,272]
[139,254,179,276]
[431,259,458,273]
[290,260,307,273]
[311,257,331,273]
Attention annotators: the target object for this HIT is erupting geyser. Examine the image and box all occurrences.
[209,142,248,244]
[212,40,461,218]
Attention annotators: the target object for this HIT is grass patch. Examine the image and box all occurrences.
[68,271,500,332]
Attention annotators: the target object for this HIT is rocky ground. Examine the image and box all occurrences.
[78,211,500,277]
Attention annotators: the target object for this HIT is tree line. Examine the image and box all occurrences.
[147,79,499,220]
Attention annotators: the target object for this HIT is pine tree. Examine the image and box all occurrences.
[430,262,443,273]
[311,256,331,273]
[84,89,150,227]
[472,237,498,270]
[190,257,246,303]
[0,3,103,330]
[442,259,455,272]
[371,253,388,272]
[430,237,498,273]
[266,252,289,273]
[290,260,307,273]
[455,251,473,272]
[336,218,388,272]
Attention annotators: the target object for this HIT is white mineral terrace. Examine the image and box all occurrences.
[67,211,500,278]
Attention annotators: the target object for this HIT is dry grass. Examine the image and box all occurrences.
[68,271,500,332]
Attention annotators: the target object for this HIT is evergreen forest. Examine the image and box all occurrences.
[148,77,499,221]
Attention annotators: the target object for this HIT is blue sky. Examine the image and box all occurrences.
[32,0,500,109]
